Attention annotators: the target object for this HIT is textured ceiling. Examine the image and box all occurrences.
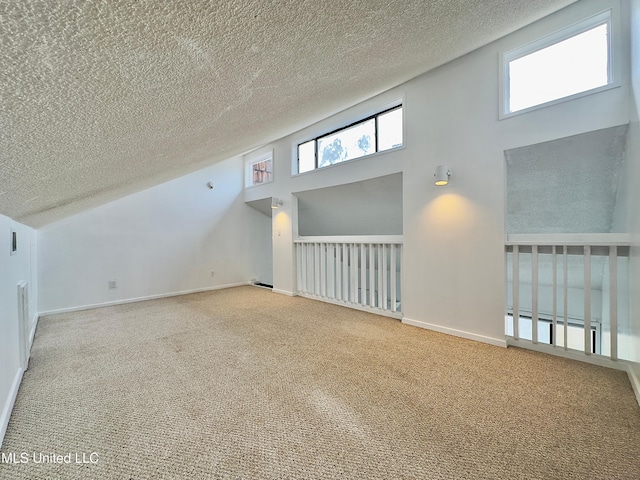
[1,0,577,227]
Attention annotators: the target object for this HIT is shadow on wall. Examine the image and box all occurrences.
[295,173,402,236]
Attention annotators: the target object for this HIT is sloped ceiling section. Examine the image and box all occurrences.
[1,0,576,227]
[506,125,628,234]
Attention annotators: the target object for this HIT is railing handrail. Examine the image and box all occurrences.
[295,235,403,244]
[506,233,631,247]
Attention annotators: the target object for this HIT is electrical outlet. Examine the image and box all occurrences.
[108,280,117,289]
[210,270,216,277]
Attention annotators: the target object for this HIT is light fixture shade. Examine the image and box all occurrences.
[434,165,451,186]
[271,197,283,209]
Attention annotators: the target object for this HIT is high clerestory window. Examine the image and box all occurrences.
[297,106,403,174]
[502,10,612,117]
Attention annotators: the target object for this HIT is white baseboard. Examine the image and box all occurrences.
[402,317,507,348]
[0,367,24,449]
[298,293,403,319]
[38,282,250,316]
[627,364,640,407]
[272,288,296,297]
[506,337,631,371]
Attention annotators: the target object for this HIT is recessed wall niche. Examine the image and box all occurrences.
[505,125,628,235]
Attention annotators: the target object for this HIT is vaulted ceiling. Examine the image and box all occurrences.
[1,0,576,227]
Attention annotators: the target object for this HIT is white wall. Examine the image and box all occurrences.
[627,0,640,391]
[245,0,631,346]
[295,173,403,236]
[38,155,272,313]
[0,215,37,447]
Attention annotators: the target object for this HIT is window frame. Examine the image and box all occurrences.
[296,104,403,175]
[500,9,615,119]
[245,151,274,189]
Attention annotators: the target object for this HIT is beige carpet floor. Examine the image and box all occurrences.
[1,285,639,479]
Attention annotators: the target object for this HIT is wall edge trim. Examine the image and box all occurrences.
[29,314,38,349]
[402,317,507,348]
[626,363,640,407]
[38,283,251,316]
[298,293,403,319]
[506,337,633,371]
[272,288,296,297]
[0,367,24,449]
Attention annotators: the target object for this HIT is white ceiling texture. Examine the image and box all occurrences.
[1,0,577,227]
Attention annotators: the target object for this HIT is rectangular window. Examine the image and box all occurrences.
[298,141,316,174]
[503,10,612,116]
[297,105,403,174]
[377,107,403,151]
[245,153,274,187]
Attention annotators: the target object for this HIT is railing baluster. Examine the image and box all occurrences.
[532,245,538,344]
[320,243,326,298]
[382,244,388,310]
[563,246,568,351]
[299,243,306,293]
[390,244,397,312]
[369,244,378,307]
[302,243,307,294]
[296,244,302,293]
[328,243,335,298]
[610,245,618,360]
[377,244,383,309]
[398,246,402,309]
[308,244,314,295]
[360,244,366,305]
[314,243,320,296]
[342,244,349,302]
[337,244,343,301]
[351,244,358,303]
[584,245,591,355]
[551,246,557,347]
[513,245,519,340]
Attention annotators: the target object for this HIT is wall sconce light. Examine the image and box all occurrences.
[271,197,283,209]
[434,165,451,186]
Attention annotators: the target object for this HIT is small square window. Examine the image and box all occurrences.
[246,153,274,188]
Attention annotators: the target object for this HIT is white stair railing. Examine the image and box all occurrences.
[295,236,402,318]
[505,234,630,361]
